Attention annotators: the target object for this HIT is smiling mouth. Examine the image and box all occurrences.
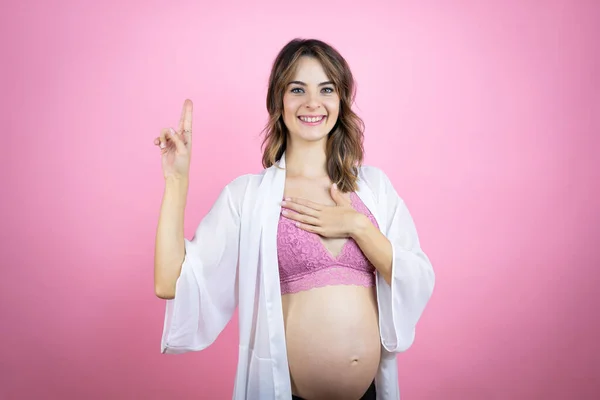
[298,115,326,125]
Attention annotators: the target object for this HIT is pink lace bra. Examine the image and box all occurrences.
[277,192,379,295]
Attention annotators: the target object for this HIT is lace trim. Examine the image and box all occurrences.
[280,266,376,295]
[277,192,380,295]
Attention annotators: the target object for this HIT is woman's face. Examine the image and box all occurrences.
[282,56,340,144]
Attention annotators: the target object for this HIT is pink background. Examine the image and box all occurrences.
[2,0,599,399]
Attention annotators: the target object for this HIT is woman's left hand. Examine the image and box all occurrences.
[281,184,366,238]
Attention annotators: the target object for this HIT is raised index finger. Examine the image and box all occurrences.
[178,99,193,133]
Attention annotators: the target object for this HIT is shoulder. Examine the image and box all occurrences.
[222,164,279,202]
[358,164,406,208]
[221,171,264,199]
[358,164,394,192]
[224,171,262,192]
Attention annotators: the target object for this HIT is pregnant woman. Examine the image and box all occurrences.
[155,38,435,400]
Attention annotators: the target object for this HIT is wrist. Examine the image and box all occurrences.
[165,175,189,196]
[350,213,370,239]
[165,174,189,186]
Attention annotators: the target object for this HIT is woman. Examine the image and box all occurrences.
[154,38,435,400]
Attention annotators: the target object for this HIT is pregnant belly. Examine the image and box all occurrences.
[282,285,381,400]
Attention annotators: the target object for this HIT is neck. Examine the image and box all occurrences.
[284,137,328,179]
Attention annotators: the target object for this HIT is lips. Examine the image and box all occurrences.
[298,115,325,123]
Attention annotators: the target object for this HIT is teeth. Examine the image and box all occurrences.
[300,116,324,123]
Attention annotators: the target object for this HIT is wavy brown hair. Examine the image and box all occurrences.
[261,38,365,193]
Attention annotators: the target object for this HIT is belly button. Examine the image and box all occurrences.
[350,357,360,366]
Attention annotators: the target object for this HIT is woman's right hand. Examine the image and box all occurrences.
[154,99,193,180]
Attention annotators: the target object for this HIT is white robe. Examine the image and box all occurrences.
[160,153,435,399]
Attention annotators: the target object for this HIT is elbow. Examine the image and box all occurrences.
[154,279,176,300]
[154,262,182,300]
[426,263,435,294]
[155,285,175,300]
[414,250,435,295]
[154,254,185,300]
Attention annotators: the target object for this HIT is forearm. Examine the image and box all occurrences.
[351,215,393,285]
[154,176,189,299]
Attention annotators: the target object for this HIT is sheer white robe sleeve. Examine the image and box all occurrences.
[161,184,241,354]
[375,170,435,353]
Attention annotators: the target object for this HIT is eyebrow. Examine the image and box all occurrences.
[288,80,334,86]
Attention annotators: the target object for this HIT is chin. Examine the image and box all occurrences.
[291,121,337,142]
[294,129,331,143]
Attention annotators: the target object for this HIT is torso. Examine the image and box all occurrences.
[279,176,381,400]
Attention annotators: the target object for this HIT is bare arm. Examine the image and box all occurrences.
[153,99,194,299]
[351,215,393,285]
[154,176,188,299]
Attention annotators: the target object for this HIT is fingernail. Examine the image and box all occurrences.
[160,143,165,149]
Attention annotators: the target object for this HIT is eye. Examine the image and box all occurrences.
[290,87,304,94]
[321,87,335,94]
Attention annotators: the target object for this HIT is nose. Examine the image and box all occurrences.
[304,92,321,110]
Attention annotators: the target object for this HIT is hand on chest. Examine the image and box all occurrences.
[280,177,359,259]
